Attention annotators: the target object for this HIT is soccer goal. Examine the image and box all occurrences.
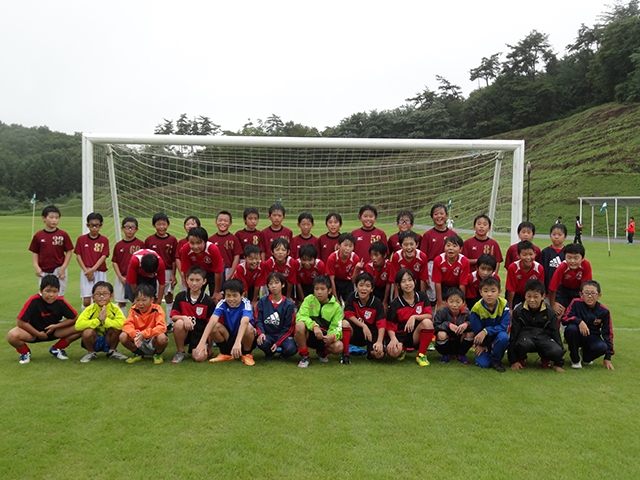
[82,134,525,244]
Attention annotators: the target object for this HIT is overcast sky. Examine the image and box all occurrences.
[1,0,610,135]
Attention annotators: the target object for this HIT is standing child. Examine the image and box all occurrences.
[29,205,74,296]
[318,212,342,264]
[263,238,299,299]
[235,207,261,256]
[126,249,166,302]
[549,243,592,317]
[145,212,178,322]
[75,212,110,308]
[389,231,430,296]
[505,240,545,311]
[233,245,267,308]
[175,215,201,289]
[433,287,473,364]
[208,211,243,281]
[432,235,470,309]
[540,223,567,294]
[574,216,583,244]
[462,214,503,273]
[256,272,297,360]
[326,232,360,303]
[111,217,145,313]
[296,244,326,300]
[291,212,321,259]
[465,254,500,310]
[504,221,542,269]
[179,227,224,302]
[627,217,635,244]
[385,269,434,366]
[388,211,421,254]
[420,203,457,303]
[7,276,80,364]
[259,204,293,260]
[351,204,387,264]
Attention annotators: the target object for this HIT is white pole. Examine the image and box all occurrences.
[591,205,594,236]
[81,135,94,234]
[489,154,502,239]
[510,142,525,245]
[606,208,611,257]
[105,145,122,242]
[614,198,618,239]
[31,200,36,238]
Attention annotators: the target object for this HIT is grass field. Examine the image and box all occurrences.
[1,216,639,479]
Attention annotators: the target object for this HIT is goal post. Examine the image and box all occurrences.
[82,133,525,245]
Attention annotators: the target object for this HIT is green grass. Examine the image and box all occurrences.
[1,216,639,479]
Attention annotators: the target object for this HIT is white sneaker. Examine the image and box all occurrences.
[49,347,69,360]
[80,352,98,363]
[107,350,128,360]
[19,352,31,364]
[571,361,582,369]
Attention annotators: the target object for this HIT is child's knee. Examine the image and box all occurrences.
[436,331,448,341]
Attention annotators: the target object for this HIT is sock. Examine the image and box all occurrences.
[119,305,127,316]
[317,346,327,357]
[460,338,473,356]
[418,329,434,355]
[165,303,173,325]
[53,338,68,350]
[17,345,30,354]
[298,346,309,356]
[342,327,351,354]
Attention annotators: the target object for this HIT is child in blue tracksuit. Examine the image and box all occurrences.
[256,272,297,360]
[469,276,510,372]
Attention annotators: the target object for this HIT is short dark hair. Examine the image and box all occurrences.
[355,272,374,288]
[476,254,497,271]
[564,243,585,257]
[430,203,447,217]
[121,217,138,228]
[312,275,332,290]
[299,244,318,260]
[369,241,387,256]
[86,212,103,223]
[399,231,419,245]
[550,223,568,236]
[186,265,207,279]
[517,240,535,254]
[298,212,314,224]
[222,279,245,295]
[523,279,545,296]
[92,281,113,294]
[187,227,209,243]
[42,205,60,217]
[40,275,60,291]
[269,204,285,216]
[517,221,536,235]
[394,268,416,286]
[444,235,464,248]
[445,287,465,302]
[580,280,601,293]
[183,215,201,227]
[479,276,501,291]
[140,253,159,274]
[217,210,232,222]
[396,211,414,224]
[270,238,290,252]
[243,207,259,220]
[474,214,492,227]
[152,212,170,225]
[359,204,378,218]
[134,283,155,299]
[325,212,342,225]
[266,271,286,287]
[243,244,261,257]
[338,232,356,245]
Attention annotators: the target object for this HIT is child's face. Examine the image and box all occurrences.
[401,237,417,258]
[272,245,288,263]
[186,273,206,294]
[313,283,331,304]
[135,294,153,313]
[524,290,544,310]
[519,248,535,267]
[580,285,601,307]
[550,229,566,248]
[359,210,376,229]
[474,218,491,238]
[477,264,494,280]
[446,294,464,315]
[298,219,314,237]
[444,241,461,258]
[184,218,199,234]
[399,272,416,295]
[431,207,447,228]
[224,290,243,308]
[43,212,60,230]
[154,220,169,236]
[216,214,231,233]
[122,222,138,240]
[397,216,413,233]
[300,256,315,270]
[370,251,385,267]
[245,213,259,231]
[188,237,206,255]
[92,286,113,307]
[87,219,103,237]
[480,285,500,306]
[268,278,284,296]
[326,216,341,235]
[40,285,60,304]
[518,228,534,242]
[245,253,261,270]
[565,252,583,270]
[338,240,354,257]
[356,279,373,299]
[269,210,284,228]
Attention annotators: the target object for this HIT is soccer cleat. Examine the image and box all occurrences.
[457,355,470,365]
[153,354,163,365]
[584,360,593,365]
[19,352,31,364]
[126,353,143,364]
[540,358,551,369]
[428,342,436,351]
[49,347,69,360]
[80,352,98,363]
[107,350,128,360]
[298,355,310,368]
[165,323,174,334]
[241,354,256,366]
[210,353,233,363]
[416,353,430,366]
[397,350,406,362]
[571,361,583,369]
[340,353,351,365]
[172,351,186,364]
[491,360,506,373]
[318,354,329,363]
[440,355,451,364]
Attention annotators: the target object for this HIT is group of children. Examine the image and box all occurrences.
[9,203,615,372]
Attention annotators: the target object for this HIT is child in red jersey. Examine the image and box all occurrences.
[233,245,266,308]
[432,235,470,310]
[209,211,242,281]
[462,214,503,273]
[126,249,166,302]
[421,202,457,303]
[433,287,473,364]
[326,232,360,303]
[389,231,430,296]
[386,269,434,366]
[504,221,542,269]
[176,216,201,289]
[506,240,545,311]
[465,254,500,310]
[354,241,390,310]
[296,244,326,300]
[235,207,261,257]
[388,211,421,255]
[549,243,592,317]
[259,204,293,260]
[75,212,110,308]
[291,212,320,259]
[29,205,74,296]
[264,238,299,298]
[351,204,387,264]
[627,217,635,244]
[318,212,342,263]
[7,276,80,364]
[145,212,178,320]
[112,217,145,312]
[179,226,224,302]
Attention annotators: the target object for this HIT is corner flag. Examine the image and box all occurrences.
[447,198,452,213]
[30,191,36,205]
[600,201,607,213]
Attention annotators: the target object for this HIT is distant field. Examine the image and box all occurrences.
[1,215,639,479]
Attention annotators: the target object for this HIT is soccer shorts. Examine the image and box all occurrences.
[555,286,579,308]
[216,331,257,354]
[159,269,174,296]
[395,330,417,349]
[335,279,354,303]
[139,337,159,356]
[114,276,134,304]
[426,261,436,302]
[39,267,68,296]
[348,321,379,351]
[185,320,207,352]
[79,271,107,298]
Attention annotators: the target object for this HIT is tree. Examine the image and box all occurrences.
[405,87,438,108]
[502,30,556,81]
[175,113,191,135]
[598,0,640,24]
[154,119,174,135]
[470,53,502,86]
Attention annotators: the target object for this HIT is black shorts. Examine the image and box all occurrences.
[185,320,207,352]
[29,331,58,343]
[136,276,158,297]
[335,279,354,302]
[395,331,417,348]
[217,331,257,354]
[300,283,314,299]
[347,321,379,350]
[372,286,386,303]
[556,286,579,308]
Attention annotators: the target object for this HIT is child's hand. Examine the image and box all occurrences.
[510,362,524,371]
[170,273,177,287]
[270,343,278,353]
[44,324,58,335]
[552,303,565,317]
[257,333,266,346]
[37,330,49,340]
[183,317,195,332]
[98,306,107,323]
[322,334,336,345]
[84,269,94,281]
[578,320,590,336]
[373,340,383,354]
[231,343,242,359]
[58,267,67,280]
[362,324,372,342]
[474,330,487,346]
[34,266,43,277]
[405,316,417,333]
[213,292,223,304]
[382,301,388,313]
[474,345,487,356]
[313,326,323,340]
[603,359,615,370]
[134,332,143,347]
[355,260,364,270]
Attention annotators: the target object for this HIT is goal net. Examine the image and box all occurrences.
[82,134,525,244]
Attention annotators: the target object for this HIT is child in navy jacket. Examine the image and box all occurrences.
[256,272,297,360]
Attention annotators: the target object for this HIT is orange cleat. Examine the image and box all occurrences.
[210,353,233,363]
[241,354,256,366]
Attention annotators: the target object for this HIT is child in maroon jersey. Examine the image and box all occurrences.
[233,245,266,308]
[388,211,421,255]
[29,205,74,296]
[263,238,299,298]
[145,212,178,321]
[351,204,387,264]
[462,214,503,273]
[112,217,145,312]
[318,212,342,264]
[176,216,201,289]
[432,235,470,310]
[235,207,261,257]
[75,212,110,308]
[326,232,360,303]
[296,244,326,300]
[259,204,293,260]
[549,243,592,317]
[506,240,545,311]
[291,212,320,259]
[209,211,243,281]
[421,203,456,303]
